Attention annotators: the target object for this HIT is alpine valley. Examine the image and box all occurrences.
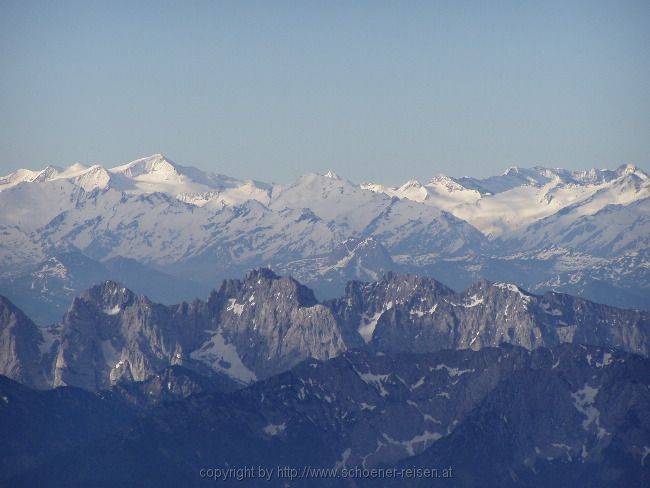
[1,155,650,487]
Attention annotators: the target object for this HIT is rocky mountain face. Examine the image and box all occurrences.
[52,280,206,390]
[3,344,648,487]
[1,270,648,394]
[110,364,239,408]
[2,155,649,321]
[0,270,351,390]
[390,349,650,488]
[330,273,650,357]
[0,296,49,389]
[208,269,347,378]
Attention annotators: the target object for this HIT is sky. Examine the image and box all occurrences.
[1,0,649,184]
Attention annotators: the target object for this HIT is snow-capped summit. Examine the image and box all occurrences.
[61,162,90,174]
[400,179,423,189]
[71,165,111,191]
[393,180,428,203]
[270,172,393,232]
[502,165,522,176]
[32,165,63,183]
[427,174,468,193]
[0,161,111,193]
[0,168,42,190]
[617,163,648,180]
[107,154,274,207]
[109,154,204,193]
[324,170,341,180]
[0,154,276,209]
[110,154,183,181]
[361,163,650,237]
[456,166,557,194]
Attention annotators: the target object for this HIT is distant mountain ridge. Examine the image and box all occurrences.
[363,163,649,237]
[4,155,645,236]
[1,154,649,322]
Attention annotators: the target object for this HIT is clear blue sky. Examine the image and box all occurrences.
[1,0,649,184]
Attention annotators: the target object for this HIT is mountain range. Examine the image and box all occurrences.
[0,267,648,485]
[2,155,649,486]
[1,269,649,486]
[1,269,648,392]
[1,154,649,324]
[2,343,649,487]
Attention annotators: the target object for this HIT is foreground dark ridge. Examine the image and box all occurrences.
[2,344,649,487]
[0,269,648,392]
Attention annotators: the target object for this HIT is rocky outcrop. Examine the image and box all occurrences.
[50,270,348,390]
[391,346,650,487]
[205,268,347,378]
[52,280,214,390]
[111,365,239,408]
[329,274,650,357]
[2,270,650,392]
[0,296,49,389]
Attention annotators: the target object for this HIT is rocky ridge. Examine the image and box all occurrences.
[2,344,648,487]
[1,270,648,392]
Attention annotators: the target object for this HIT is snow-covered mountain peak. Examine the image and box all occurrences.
[104,154,274,207]
[427,174,472,193]
[58,162,91,177]
[0,154,278,212]
[525,164,648,186]
[324,170,341,180]
[393,179,429,203]
[72,165,112,191]
[32,165,63,183]
[270,171,394,233]
[1,156,648,269]
[617,163,648,180]
[0,161,112,192]
[502,165,520,176]
[0,168,42,190]
[359,163,650,238]
[533,166,563,179]
[359,182,392,194]
[400,179,422,189]
[296,171,345,185]
[274,172,362,201]
[110,154,182,181]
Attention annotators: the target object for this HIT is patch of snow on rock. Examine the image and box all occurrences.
[190,329,256,383]
[263,423,286,436]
